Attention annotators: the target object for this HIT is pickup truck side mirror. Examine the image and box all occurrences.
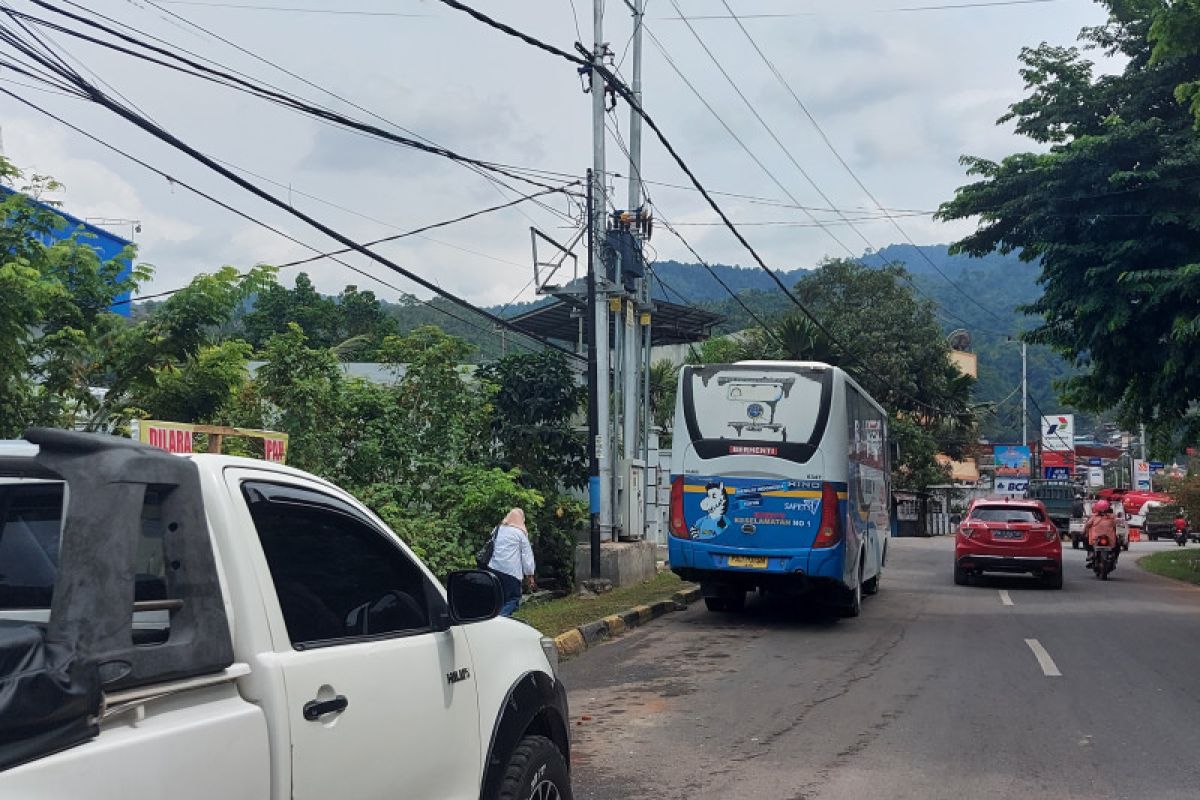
[446,570,503,624]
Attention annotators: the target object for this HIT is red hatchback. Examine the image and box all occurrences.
[955,497,1063,589]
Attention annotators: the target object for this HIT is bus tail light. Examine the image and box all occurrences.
[814,483,842,548]
[669,476,689,539]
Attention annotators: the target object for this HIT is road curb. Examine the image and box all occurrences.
[552,582,700,660]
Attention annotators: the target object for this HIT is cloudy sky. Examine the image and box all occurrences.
[0,0,1112,308]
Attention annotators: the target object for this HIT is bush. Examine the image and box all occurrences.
[529,495,586,593]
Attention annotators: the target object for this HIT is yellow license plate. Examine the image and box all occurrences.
[727,556,769,569]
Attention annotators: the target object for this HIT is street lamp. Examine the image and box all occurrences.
[1006,336,1028,446]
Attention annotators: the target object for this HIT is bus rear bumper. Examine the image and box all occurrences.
[671,566,846,598]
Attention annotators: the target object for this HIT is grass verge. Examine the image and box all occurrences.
[1138,549,1200,586]
[515,571,686,637]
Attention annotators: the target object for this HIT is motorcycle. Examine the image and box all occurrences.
[1090,534,1117,580]
[1177,524,1190,547]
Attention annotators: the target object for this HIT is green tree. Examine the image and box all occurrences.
[938,2,1200,445]
[476,350,587,492]
[0,158,150,434]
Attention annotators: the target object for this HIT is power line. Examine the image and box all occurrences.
[643,10,1003,336]
[715,0,1010,327]
[14,1,568,194]
[431,0,974,417]
[0,76,578,361]
[152,1,434,17]
[655,0,1059,19]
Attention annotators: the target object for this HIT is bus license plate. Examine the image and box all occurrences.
[728,556,769,569]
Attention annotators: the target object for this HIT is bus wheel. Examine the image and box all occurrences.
[863,567,881,596]
[840,570,863,618]
[703,597,728,612]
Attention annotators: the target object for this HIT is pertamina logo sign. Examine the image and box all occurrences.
[1040,414,1075,452]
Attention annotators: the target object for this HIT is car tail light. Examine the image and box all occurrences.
[959,522,978,538]
[814,483,842,548]
[669,476,689,539]
[1044,526,1057,541]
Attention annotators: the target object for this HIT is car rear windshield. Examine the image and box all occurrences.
[970,506,1045,523]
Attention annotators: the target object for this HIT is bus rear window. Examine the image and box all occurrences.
[688,368,826,443]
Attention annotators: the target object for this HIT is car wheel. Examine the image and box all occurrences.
[954,565,969,586]
[1043,570,1063,590]
[499,735,572,800]
[703,597,728,612]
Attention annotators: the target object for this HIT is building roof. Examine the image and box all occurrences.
[506,296,722,347]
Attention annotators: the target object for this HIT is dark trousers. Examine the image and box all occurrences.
[495,570,522,616]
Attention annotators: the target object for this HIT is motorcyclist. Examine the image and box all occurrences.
[1176,512,1189,541]
[1084,499,1120,567]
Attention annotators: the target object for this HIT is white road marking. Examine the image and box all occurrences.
[1025,638,1062,677]
[999,590,1014,607]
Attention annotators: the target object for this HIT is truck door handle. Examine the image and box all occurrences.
[303,695,348,721]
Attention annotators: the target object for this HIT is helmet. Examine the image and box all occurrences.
[1094,499,1111,513]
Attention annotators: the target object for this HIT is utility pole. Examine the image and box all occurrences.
[585,170,602,579]
[620,0,646,540]
[1021,341,1028,448]
[590,0,613,547]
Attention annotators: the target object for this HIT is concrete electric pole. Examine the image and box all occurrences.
[590,0,613,554]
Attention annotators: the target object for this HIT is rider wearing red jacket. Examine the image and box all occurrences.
[1085,500,1120,566]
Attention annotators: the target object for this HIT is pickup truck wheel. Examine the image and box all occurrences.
[498,735,572,800]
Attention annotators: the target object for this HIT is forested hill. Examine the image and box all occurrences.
[646,245,1088,444]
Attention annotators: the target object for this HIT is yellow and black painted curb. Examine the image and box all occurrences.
[551,584,701,659]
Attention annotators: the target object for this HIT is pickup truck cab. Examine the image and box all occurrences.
[0,429,572,799]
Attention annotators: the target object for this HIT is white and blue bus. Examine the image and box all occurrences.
[668,361,893,617]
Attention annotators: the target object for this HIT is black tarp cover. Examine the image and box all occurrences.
[0,622,100,772]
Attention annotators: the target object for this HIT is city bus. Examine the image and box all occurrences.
[668,361,893,617]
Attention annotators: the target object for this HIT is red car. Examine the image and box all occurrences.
[954,497,1063,589]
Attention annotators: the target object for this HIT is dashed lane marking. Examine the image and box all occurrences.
[1025,638,1062,677]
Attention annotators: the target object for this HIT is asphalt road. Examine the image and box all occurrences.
[561,536,1200,800]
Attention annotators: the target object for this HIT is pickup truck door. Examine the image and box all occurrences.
[226,473,481,800]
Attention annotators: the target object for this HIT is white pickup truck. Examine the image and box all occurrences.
[0,429,572,799]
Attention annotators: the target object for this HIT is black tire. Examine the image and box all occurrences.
[954,565,969,586]
[863,568,881,595]
[1123,542,1130,551]
[498,735,572,800]
[703,597,728,612]
[1072,538,1080,550]
[840,566,863,618]
[1150,534,1158,542]
[1043,570,1063,590]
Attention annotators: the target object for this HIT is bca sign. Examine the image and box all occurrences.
[1040,414,1075,452]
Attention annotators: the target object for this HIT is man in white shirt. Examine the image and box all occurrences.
[488,508,536,616]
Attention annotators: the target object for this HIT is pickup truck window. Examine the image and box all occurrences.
[242,481,433,648]
[0,482,173,644]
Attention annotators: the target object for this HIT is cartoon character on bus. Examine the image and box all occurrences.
[692,481,729,539]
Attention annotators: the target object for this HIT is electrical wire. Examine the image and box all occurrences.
[0,80,577,361]
[649,5,1005,337]
[715,0,1011,327]
[13,1,569,194]
[431,0,975,417]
